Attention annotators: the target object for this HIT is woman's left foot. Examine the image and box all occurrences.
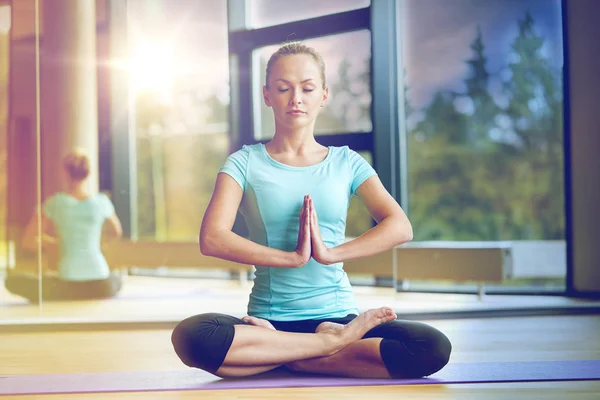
[241,316,276,330]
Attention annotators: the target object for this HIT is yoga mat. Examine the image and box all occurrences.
[1,360,599,395]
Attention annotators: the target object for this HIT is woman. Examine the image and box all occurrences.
[171,43,452,379]
[5,150,123,302]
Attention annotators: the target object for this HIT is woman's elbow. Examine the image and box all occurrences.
[397,218,413,244]
[106,227,122,240]
[199,238,211,256]
[199,230,218,257]
[403,223,414,243]
[112,224,123,239]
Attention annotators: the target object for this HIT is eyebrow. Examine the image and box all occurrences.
[275,79,316,84]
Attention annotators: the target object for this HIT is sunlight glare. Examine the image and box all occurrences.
[129,43,176,93]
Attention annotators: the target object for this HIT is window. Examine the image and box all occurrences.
[128,0,230,240]
[253,30,372,140]
[249,0,370,28]
[401,0,565,292]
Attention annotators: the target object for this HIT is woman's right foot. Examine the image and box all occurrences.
[332,307,396,344]
[315,321,345,334]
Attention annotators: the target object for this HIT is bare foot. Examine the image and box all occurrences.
[335,307,396,344]
[241,316,276,330]
[315,321,345,334]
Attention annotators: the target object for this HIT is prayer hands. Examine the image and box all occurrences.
[294,195,335,267]
[294,195,312,266]
[307,195,335,265]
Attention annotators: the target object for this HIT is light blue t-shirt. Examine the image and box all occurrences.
[220,143,377,321]
[43,192,115,281]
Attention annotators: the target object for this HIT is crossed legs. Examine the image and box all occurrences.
[171,308,452,379]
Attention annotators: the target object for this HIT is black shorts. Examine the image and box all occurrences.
[171,313,451,378]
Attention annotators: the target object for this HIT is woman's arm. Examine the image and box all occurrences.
[311,175,413,265]
[200,173,311,268]
[21,208,58,252]
[102,212,123,241]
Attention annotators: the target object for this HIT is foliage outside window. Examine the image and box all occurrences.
[404,2,564,242]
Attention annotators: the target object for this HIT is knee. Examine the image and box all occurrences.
[380,324,452,378]
[415,325,452,377]
[425,327,452,375]
[171,315,205,368]
[171,313,236,372]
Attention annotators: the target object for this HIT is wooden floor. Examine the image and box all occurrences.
[2,383,600,400]
[1,314,599,399]
[1,276,600,398]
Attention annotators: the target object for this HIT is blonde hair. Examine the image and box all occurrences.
[266,42,327,89]
[63,149,90,181]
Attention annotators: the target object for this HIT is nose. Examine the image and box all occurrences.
[289,89,302,105]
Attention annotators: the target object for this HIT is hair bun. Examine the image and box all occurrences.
[63,149,90,181]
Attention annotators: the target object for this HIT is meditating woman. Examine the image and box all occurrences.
[5,150,123,302]
[171,43,452,379]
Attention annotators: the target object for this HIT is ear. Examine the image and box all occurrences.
[321,86,329,107]
[263,85,272,107]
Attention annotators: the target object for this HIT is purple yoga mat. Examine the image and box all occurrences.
[1,360,599,395]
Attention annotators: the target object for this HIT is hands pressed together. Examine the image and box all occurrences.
[294,194,335,267]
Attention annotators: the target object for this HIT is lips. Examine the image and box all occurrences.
[287,110,306,115]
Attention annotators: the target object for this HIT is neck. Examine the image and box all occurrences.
[67,180,88,195]
[269,124,321,154]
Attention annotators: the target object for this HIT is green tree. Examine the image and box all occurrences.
[503,12,564,239]
[325,58,371,133]
[409,91,493,240]
[463,26,502,147]
[409,25,519,241]
[407,14,565,242]
[415,91,468,142]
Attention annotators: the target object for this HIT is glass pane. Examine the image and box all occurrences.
[346,151,374,238]
[402,0,565,292]
[129,0,230,241]
[2,0,46,316]
[253,30,372,140]
[249,0,370,29]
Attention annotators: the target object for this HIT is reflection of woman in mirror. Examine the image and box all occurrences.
[170,43,452,379]
[5,149,123,302]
